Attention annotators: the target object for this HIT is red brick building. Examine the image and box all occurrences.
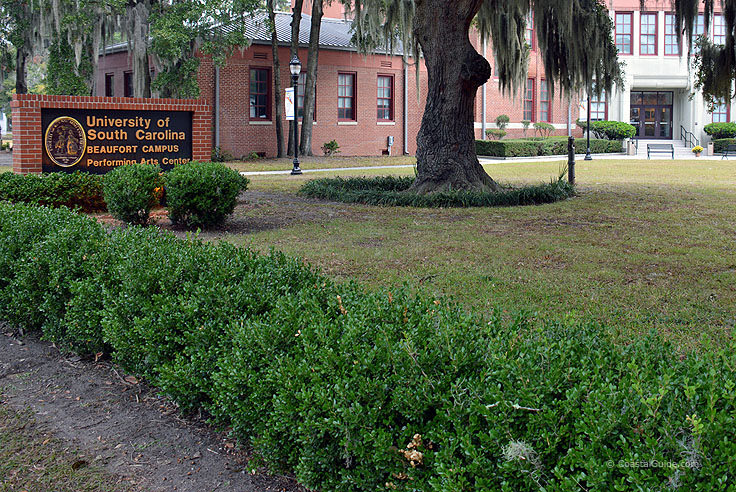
[97,4,579,158]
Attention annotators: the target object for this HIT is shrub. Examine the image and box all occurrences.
[165,161,249,229]
[1,202,735,492]
[298,175,575,207]
[712,138,736,153]
[103,164,162,226]
[0,171,105,211]
[495,114,510,130]
[521,119,531,136]
[704,122,736,139]
[476,138,623,157]
[322,139,341,156]
[485,128,506,140]
[533,122,555,138]
[211,146,235,162]
[590,121,637,140]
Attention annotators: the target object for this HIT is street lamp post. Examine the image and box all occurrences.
[585,89,593,161]
[289,55,302,175]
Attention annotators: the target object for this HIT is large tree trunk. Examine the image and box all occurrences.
[411,0,499,193]
[15,47,27,95]
[287,0,303,156]
[267,0,285,157]
[299,0,322,157]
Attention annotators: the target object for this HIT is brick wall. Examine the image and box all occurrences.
[11,94,211,174]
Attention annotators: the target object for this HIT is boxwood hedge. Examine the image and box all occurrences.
[711,138,736,153]
[1,203,735,491]
[476,138,623,157]
[0,171,105,211]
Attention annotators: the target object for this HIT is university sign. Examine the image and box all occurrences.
[11,95,211,175]
[41,108,193,173]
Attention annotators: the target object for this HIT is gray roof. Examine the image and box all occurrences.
[104,11,405,56]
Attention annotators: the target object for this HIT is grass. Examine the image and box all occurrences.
[0,406,129,491]
[0,166,10,174]
[227,158,736,347]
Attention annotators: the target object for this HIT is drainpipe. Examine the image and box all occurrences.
[215,65,220,148]
[481,39,487,140]
[403,57,409,155]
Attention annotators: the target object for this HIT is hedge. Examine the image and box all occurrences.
[1,203,735,491]
[476,138,623,157]
[704,122,736,140]
[299,176,575,207]
[0,171,105,211]
[711,138,736,153]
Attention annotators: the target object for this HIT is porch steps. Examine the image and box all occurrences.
[633,139,696,159]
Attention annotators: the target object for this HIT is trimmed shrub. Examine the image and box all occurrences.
[1,202,735,492]
[165,161,249,229]
[321,140,341,156]
[712,138,736,153]
[476,138,623,157]
[485,128,506,140]
[704,122,736,139]
[495,114,510,130]
[533,122,555,138]
[299,175,575,207]
[0,171,105,211]
[591,120,636,140]
[103,164,163,225]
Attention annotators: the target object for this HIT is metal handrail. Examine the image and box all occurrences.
[680,125,700,149]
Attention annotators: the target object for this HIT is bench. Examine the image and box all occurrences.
[722,144,736,159]
[647,143,674,160]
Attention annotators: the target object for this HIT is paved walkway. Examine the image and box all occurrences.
[240,151,726,176]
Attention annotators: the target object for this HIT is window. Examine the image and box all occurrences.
[590,90,607,121]
[249,68,271,120]
[714,14,726,45]
[540,79,550,122]
[123,71,133,98]
[615,12,633,55]
[692,14,705,52]
[640,12,657,55]
[664,13,680,55]
[297,72,316,120]
[105,73,114,97]
[338,72,356,120]
[525,12,535,50]
[523,78,535,122]
[377,75,393,121]
[712,100,729,122]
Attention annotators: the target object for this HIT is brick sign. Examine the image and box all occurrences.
[12,95,211,175]
[42,108,193,173]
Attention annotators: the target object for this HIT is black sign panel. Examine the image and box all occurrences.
[42,108,193,174]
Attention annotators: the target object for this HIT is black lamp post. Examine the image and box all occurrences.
[289,55,302,175]
[585,88,593,161]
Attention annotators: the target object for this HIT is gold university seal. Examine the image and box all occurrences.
[45,116,86,167]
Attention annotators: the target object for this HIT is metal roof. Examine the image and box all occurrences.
[103,11,405,56]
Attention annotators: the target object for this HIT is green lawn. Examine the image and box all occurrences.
[0,165,10,174]
[226,158,736,347]
[227,155,415,173]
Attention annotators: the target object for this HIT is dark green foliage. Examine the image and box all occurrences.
[712,138,736,153]
[1,202,735,491]
[704,122,736,140]
[45,38,94,96]
[485,128,507,140]
[164,161,249,229]
[299,175,575,207]
[476,138,623,157]
[103,164,163,226]
[0,171,105,211]
[321,139,341,156]
[533,121,555,137]
[495,114,510,130]
[591,120,636,140]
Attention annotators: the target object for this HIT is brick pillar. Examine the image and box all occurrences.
[11,94,43,174]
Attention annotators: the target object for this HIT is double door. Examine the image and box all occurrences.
[630,92,673,139]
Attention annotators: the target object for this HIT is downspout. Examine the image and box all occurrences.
[403,57,409,155]
[481,39,487,140]
[215,65,221,148]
